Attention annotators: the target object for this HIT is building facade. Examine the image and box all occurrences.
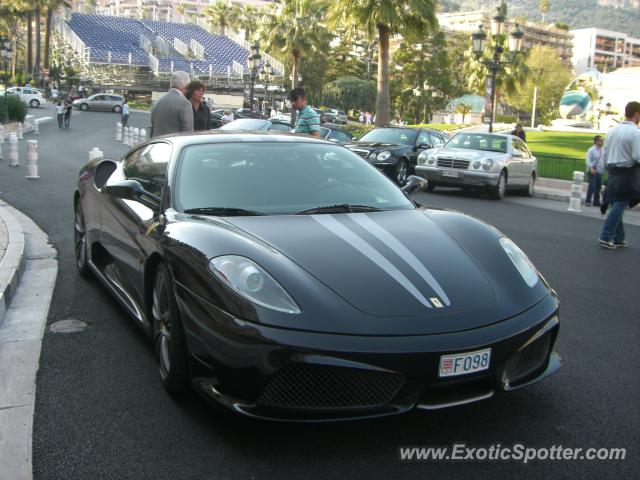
[437,11,574,65]
[571,28,640,74]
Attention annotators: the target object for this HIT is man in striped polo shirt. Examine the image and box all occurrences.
[290,87,321,137]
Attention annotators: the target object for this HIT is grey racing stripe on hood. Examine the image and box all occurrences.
[311,214,433,309]
[348,213,451,306]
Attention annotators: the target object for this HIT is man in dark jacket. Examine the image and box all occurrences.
[150,71,194,137]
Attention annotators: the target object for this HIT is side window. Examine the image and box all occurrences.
[417,131,431,147]
[123,143,172,197]
[512,139,528,157]
[94,95,106,101]
[430,133,445,148]
[329,130,351,143]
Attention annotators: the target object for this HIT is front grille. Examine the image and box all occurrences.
[504,332,552,385]
[257,363,406,410]
[437,157,470,169]
[351,149,370,159]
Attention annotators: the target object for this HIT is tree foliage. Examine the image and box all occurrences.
[322,76,376,112]
[504,45,573,125]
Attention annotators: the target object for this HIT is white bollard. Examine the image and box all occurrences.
[115,122,122,141]
[16,122,24,140]
[567,171,585,212]
[9,133,19,167]
[126,127,132,146]
[139,128,147,142]
[133,127,140,145]
[122,126,129,145]
[0,125,4,144]
[33,119,40,135]
[89,146,104,163]
[26,140,40,179]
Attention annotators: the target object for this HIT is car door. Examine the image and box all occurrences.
[100,142,172,314]
[91,95,108,111]
[510,138,528,185]
[410,130,432,168]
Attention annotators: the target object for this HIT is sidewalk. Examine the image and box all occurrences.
[535,177,640,212]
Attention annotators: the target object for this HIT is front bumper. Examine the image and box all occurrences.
[177,285,561,422]
[416,165,499,188]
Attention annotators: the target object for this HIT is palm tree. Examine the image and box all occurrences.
[539,0,550,23]
[328,0,437,126]
[177,2,186,23]
[260,0,331,123]
[455,102,471,123]
[44,0,71,70]
[239,4,259,42]
[205,0,241,36]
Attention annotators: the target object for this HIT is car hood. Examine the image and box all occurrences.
[436,148,507,160]
[225,210,498,321]
[345,142,409,152]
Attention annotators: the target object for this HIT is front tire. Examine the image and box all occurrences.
[152,264,190,393]
[74,202,91,277]
[426,182,436,193]
[79,103,89,111]
[30,99,40,108]
[490,170,507,200]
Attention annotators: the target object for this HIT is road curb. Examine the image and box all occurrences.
[0,203,27,328]
[0,203,58,480]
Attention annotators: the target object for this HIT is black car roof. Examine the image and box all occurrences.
[154,130,334,147]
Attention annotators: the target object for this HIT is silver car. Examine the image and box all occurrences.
[416,133,537,200]
[73,93,124,113]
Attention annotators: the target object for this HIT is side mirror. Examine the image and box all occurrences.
[104,179,161,210]
[352,136,359,142]
[328,138,339,143]
[401,175,427,195]
[418,143,433,149]
[93,159,118,189]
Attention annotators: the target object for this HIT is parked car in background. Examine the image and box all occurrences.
[6,86,45,108]
[313,108,327,123]
[346,126,450,185]
[219,118,293,133]
[416,133,537,200]
[274,113,292,123]
[73,93,124,113]
[324,108,348,124]
[319,126,353,144]
[210,109,246,129]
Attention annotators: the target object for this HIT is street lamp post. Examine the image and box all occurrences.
[471,2,523,133]
[247,42,262,116]
[259,61,273,113]
[0,36,12,96]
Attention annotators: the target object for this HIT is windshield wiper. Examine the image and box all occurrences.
[183,207,266,216]
[296,204,384,215]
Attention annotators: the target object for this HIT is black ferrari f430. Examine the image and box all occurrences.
[74,131,560,421]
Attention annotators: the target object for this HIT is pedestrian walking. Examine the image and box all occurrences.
[270,107,277,119]
[64,100,72,129]
[290,87,320,138]
[512,123,527,142]
[56,102,64,128]
[121,99,130,127]
[150,71,194,137]
[359,110,365,124]
[598,101,640,249]
[365,111,372,126]
[585,135,606,207]
[185,80,211,131]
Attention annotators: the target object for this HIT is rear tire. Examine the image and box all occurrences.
[113,105,122,114]
[152,264,191,393]
[30,99,40,108]
[74,201,91,277]
[524,173,535,197]
[426,183,436,193]
[490,170,507,200]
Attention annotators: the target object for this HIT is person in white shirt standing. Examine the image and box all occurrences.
[121,99,130,127]
[585,135,606,207]
[598,101,640,249]
[55,102,64,128]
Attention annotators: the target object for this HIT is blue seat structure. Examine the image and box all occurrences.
[64,13,280,78]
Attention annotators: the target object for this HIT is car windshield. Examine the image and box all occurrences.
[445,133,508,153]
[359,128,417,146]
[174,142,414,215]
[220,119,270,131]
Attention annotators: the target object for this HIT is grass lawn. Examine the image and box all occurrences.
[526,131,597,160]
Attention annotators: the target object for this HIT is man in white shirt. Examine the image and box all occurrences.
[598,101,640,249]
[585,135,606,206]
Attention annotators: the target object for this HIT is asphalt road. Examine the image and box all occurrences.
[0,104,637,479]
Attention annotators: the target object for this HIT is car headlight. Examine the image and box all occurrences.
[209,255,301,314]
[377,151,392,161]
[472,161,481,169]
[499,238,539,287]
[481,158,494,171]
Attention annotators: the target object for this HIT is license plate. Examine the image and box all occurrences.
[439,348,491,377]
[441,169,460,178]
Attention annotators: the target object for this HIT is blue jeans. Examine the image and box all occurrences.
[64,115,71,128]
[586,172,602,205]
[122,114,129,127]
[600,200,628,243]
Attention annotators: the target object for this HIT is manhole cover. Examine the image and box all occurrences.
[49,319,88,333]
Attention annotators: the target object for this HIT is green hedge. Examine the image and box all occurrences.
[0,95,28,123]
